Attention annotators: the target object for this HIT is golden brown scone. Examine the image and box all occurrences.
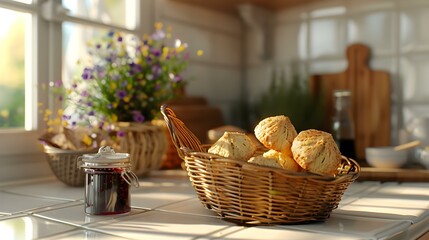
[248,155,283,169]
[291,129,341,176]
[208,131,256,161]
[263,149,302,172]
[254,115,297,152]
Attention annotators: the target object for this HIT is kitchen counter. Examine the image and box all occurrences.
[0,169,428,240]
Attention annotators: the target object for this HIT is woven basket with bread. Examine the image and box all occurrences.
[161,105,360,225]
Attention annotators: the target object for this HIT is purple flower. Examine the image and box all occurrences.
[151,49,161,57]
[88,110,95,116]
[117,90,126,99]
[87,102,92,107]
[152,65,162,79]
[54,80,62,87]
[117,131,126,137]
[108,31,114,37]
[58,95,63,101]
[72,83,77,89]
[132,111,145,123]
[82,68,93,80]
[118,36,123,42]
[154,83,161,91]
[173,75,182,82]
[112,74,120,81]
[128,63,142,76]
[80,90,89,97]
[150,30,165,41]
[94,65,106,78]
[96,44,101,49]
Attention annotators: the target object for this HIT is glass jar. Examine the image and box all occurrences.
[78,146,139,215]
[332,90,356,160]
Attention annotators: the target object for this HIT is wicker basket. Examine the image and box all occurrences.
[113,122,168,176]
[42,144,96,187]
[161,105,360,225]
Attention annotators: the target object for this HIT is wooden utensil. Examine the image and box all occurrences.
[310,43,391,161]
[394,140,421,151]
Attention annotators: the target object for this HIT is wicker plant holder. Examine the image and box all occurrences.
[113,122,168,176]
[161,105,360,225]
[43,145,96,187]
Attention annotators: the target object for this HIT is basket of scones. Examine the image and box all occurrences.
[161,105,360,225]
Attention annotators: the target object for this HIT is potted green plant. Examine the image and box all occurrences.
[254,70,326,132]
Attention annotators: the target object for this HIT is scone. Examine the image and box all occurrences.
[254,115,297,152]
[263,149,302,172]
[291,129,341,176]
[208,131,256,161]
[248,155,283,169]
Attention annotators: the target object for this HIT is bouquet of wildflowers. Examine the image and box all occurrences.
[67,23,191,128]
[39,23,199,150]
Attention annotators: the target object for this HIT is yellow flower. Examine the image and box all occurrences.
[44,109,52,117]
[82,134,92,146]
[177,45,185,53]
[57,109,63,116]
[197,50,204,56]
[110,82,117,90]
[53,118,61,126]
[162,47,169,59]
[155,22,163,30]
[127,84,132,90]
[123,96,130,103]
[141,45,149,57]
[111,114,118,122]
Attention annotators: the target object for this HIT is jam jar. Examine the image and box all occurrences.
[78,146,139,215]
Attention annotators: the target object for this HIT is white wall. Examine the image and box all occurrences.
[153,0,429,144]
[244,0,429,144]
[154,0,243,126]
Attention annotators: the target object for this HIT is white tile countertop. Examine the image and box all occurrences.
[0,170,428,240]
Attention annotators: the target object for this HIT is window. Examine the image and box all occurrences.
[0,0,147,156]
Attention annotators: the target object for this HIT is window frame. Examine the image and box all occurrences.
[0,0,154,158]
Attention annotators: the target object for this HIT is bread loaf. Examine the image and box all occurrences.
[208,131,256,161]
[291,129,341,176]
[254,115,297,152]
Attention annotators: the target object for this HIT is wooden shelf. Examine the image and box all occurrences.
[358,167,429,182]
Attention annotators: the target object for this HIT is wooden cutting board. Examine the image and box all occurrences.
[309,43,391,160]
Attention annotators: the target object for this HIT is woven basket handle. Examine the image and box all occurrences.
[160,104,203,159]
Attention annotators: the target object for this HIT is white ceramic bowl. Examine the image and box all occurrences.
[365,147,408,168]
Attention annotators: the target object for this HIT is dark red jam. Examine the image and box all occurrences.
[84,168,130,215]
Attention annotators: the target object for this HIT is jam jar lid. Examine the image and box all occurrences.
[78,146,131,168]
